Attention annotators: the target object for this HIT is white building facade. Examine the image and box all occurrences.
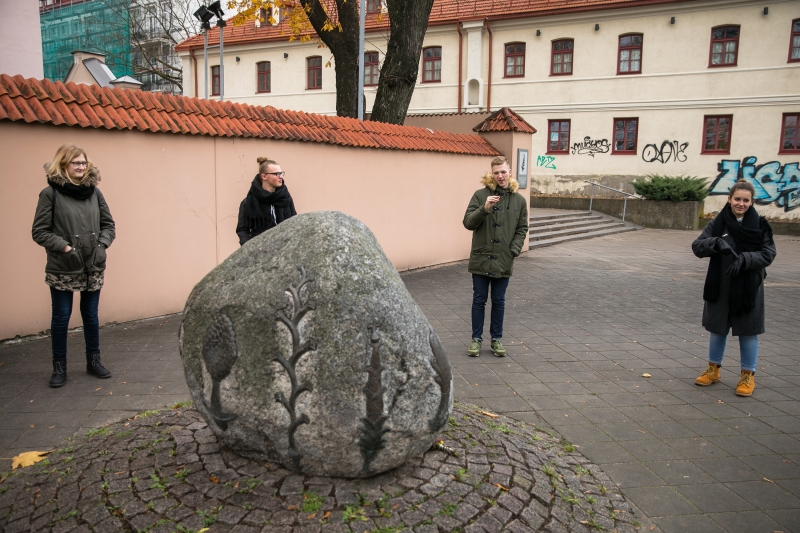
[177,0,800,219]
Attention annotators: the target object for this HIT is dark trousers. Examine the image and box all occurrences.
[471,274,510,341]
[50,287,101,361]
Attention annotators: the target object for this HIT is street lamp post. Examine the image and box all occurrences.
[357,0,366,120]
[192,5,214,99]
[208,1,226,102]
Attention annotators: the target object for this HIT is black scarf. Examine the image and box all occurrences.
[241,175,294,233]
[48,178,95,200]
[702,203,763,316]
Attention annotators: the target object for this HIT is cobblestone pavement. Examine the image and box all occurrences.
[2,224,799,532]
[0,403,640,533]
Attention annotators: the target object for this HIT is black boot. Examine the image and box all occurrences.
[49,359,67,388]
[86,352,111,379]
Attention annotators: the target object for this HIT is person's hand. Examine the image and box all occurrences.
[484,196,500,211]
[714,238,735,255]
[63,245,72,253]
[726,255,745,277]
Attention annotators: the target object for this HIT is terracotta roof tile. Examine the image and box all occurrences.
[473,108,537,134]
[176,0,687,51]
[0,74,500,156]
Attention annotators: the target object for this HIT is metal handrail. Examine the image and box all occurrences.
[584,180,643,223]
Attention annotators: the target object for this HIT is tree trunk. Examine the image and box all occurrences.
[369,0,435,125]
[300,0,360,118]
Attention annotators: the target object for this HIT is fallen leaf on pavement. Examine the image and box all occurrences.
[764,477,774,483]
[209,475,219,484]
[12,451,51,469]
[287,505,299,510]
[308,513,316,519]
[650,526,655,531]
[322,511,331,520]
[493,483,509,491]
[642,373,651,378]
[480,411,499,419]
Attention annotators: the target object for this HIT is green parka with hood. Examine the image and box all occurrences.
[31,167,116,277]
[463,175,528,278]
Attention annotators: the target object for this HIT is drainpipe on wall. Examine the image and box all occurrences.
[485,17,492,113]
[190,49,198,98]
[456,21,463,114]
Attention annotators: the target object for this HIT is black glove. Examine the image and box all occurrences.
[714,238,735,255]
[726,255,745,277]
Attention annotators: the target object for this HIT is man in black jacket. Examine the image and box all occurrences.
[236,157,297,246]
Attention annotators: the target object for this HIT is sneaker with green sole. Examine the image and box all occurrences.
[467,339,482,357]
[491,339,506,357]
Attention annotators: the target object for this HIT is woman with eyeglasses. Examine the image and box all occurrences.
[32,144,116,387]
[236,156,296,246]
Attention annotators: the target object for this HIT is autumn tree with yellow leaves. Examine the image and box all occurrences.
[226,0,436,124]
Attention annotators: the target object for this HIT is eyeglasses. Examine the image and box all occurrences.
[70,161,88,167]
[264,171,285,177]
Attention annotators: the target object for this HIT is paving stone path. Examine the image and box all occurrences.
[0,402,640,533]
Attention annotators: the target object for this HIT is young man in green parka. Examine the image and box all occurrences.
[463,156,529,357]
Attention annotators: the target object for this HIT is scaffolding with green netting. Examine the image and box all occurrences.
[40,0,132,82]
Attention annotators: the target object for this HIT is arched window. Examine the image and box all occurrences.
[364,52,380,86]
[504,42,525,78]
[307,56,322,89]
[550,39,573,76]
[617,34,643,74]
[256,61,270,93]
[709,25,740,67]
[422,47,442,83]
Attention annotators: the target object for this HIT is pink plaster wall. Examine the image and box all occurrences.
[0,121,502,339]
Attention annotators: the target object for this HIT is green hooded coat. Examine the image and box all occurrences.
[463,175,528,278]
[31,167,116,276]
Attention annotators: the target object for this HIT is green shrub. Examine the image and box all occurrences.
[631,175,709,202]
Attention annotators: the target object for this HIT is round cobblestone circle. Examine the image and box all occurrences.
[0,402,641,533]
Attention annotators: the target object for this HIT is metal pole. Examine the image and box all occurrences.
[219,24,225,102]
[623,197,628,223]
[357,0,366,120]
[203,30,208,99]
[589,183,594,212]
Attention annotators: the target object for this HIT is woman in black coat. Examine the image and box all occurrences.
[691,180,776,397]
[236,157,296,246]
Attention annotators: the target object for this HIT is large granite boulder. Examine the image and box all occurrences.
[179,211,452,478]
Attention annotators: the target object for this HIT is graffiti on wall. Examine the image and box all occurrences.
[641,140,689,163]
[535,155,557,170]
[571,137,610,157]
[709,156,800,212]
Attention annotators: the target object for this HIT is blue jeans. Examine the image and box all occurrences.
[471,274,510,341]
[708,328,758,373]
[50,287,101,361]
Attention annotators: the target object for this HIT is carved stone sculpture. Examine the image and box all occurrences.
[179,211,453,477]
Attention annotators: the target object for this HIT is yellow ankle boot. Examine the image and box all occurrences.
[695,363,721,386]
[735,370,755,397]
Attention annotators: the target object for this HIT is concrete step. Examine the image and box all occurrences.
[529,210,595,223]
[528,224,639,250]
[529,216,608,232]
[529,221,625,241]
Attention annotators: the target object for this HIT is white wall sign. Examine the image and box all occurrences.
[517,148,529,189]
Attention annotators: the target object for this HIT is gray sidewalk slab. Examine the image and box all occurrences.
[1,228,798,533]
[403,228,800,533]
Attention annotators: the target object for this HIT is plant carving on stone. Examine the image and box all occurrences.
[358,325,390,473]
[272,266,316,473]
[201,315,239,431]
[428,327,452,432]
